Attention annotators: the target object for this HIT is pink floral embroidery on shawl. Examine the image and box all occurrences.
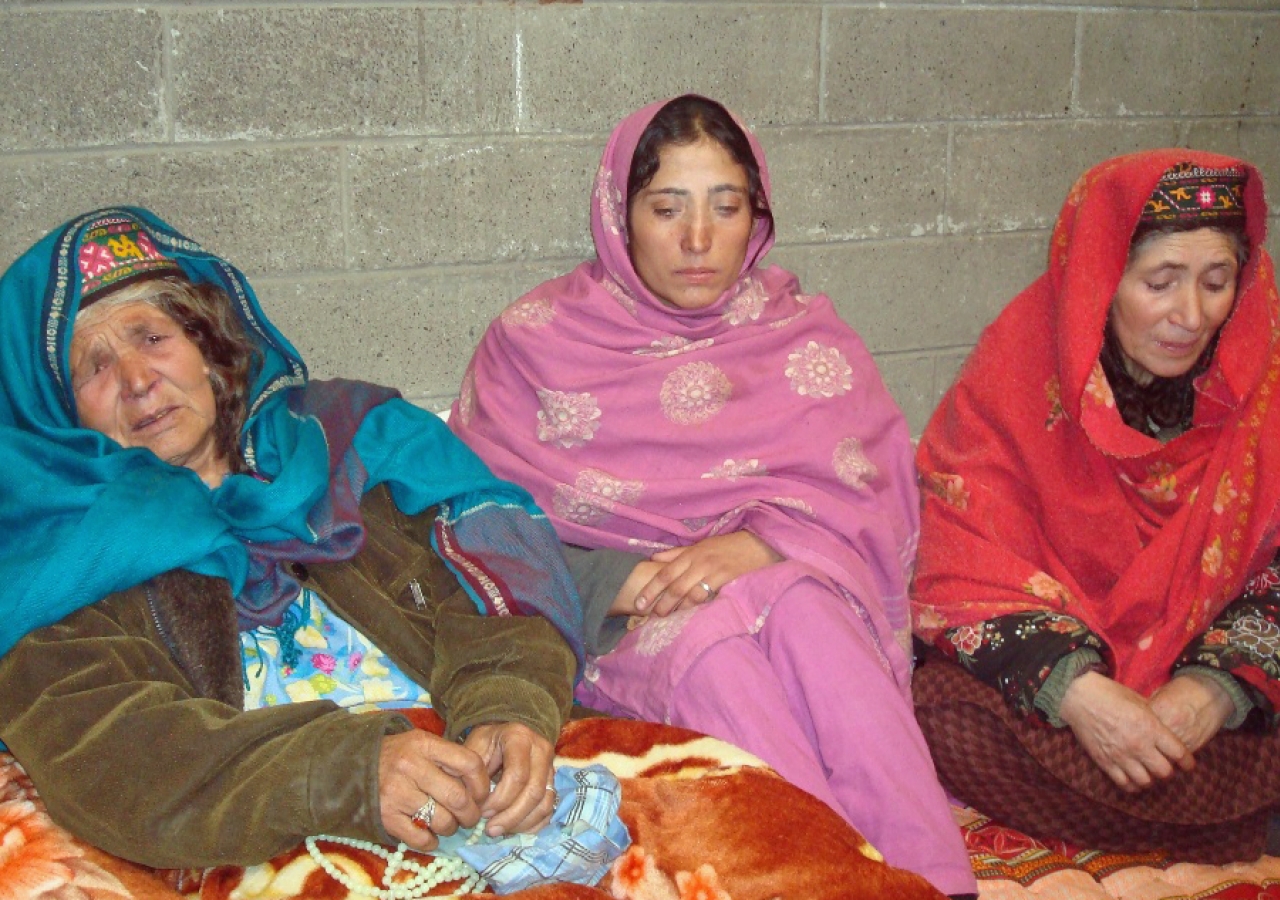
[452,96,921,704]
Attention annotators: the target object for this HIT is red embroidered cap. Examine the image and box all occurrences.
[77,213,184,307]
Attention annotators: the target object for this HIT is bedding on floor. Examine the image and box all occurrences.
[957,805,1280,899]
[0,713,941,900]
[4,708,1277,900]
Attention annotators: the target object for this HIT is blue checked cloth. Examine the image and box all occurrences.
[435,764,630,894]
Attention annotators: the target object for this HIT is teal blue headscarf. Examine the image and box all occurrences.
[0,207,584,664]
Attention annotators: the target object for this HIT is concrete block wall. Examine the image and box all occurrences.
[2,1,1277,434]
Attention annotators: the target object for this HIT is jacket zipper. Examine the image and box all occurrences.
[409,578,427,610]
[145,585,176,654]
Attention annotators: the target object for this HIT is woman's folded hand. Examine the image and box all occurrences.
[626,531,782,618]
[1059,671,1194,793]
[1149,672,1234,754]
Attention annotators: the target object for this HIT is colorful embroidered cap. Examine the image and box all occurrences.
[76,213,184,307]
[1140,161,1247,227]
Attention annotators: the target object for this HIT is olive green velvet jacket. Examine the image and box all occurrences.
[0,485,577,869]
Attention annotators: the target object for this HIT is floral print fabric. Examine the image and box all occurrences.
[943,612,1106,720]
[1177,552,1280,724]
[0,754,135,900]
[241,590,429,713]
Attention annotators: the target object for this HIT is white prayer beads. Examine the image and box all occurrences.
[304,834,487,899]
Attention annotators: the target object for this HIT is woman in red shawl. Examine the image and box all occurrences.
[912,149,1280,862]
[452,95,976,897]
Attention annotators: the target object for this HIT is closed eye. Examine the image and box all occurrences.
[72,356,110,390]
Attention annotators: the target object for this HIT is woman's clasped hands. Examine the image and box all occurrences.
[610,531,782,619]
[1058,670,1235,793]
[378,722,557,850]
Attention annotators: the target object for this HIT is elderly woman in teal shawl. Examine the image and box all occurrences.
[0,208,587,872]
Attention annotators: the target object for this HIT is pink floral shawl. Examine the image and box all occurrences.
[450,97,919,698]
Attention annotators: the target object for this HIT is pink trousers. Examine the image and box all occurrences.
[666,591,975,896]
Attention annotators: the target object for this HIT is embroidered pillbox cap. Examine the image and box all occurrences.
[77,213,184,308]
[1140,161,1247,228]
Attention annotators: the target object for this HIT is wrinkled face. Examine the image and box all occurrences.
[1111,228,1240,380]
[627,138,754,310]
[70,299,227,486]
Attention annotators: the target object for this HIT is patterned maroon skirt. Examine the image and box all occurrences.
[913,656,1280,864]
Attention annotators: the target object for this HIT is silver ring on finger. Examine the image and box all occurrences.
[698,580,716,600]
[410,796,437,831]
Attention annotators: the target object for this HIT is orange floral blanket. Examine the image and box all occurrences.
[11,714,1275,900]
[0,716,941,900]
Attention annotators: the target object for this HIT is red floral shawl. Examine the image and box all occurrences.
[912,150,1280,695]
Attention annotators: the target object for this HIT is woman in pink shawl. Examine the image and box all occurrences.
[451,95,975,897]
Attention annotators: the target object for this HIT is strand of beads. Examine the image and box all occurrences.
[304,834,487,899]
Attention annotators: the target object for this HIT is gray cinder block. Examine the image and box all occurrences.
[0,149,344,277]
[514,5,821,133]
[1078,12,1280,117]
[948,120,1183,234]
[769,232,1044,354]
[763,126,948,243]
[824,9,1075,123]
[255,262,566,404]
[172,8,428,141]
[347,137,600,268]
[872,353,938,437]
[0,10,166,152]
